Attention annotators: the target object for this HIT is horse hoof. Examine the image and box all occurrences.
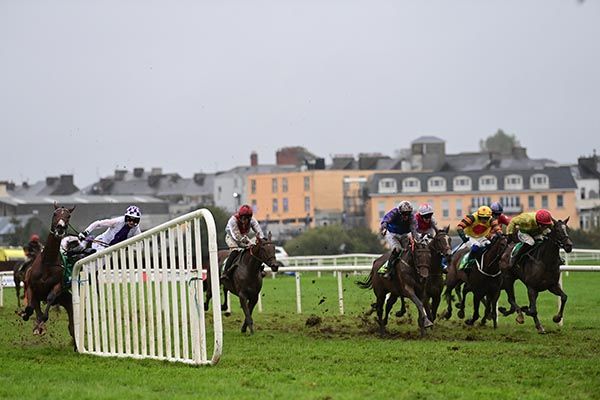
[465,319,474,326]
[537,328,546,335]
[553,315,563,324]
[498,307,508,316]
[457,309,465,319]
[424,319,434,329]
[516,315,525,324]
[224,311,231,317]
[395,310,405,318]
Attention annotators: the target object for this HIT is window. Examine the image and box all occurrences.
[528,195,535,209]
[442,200,449,218]
[272,198,279,213]
[504,174,523,190]
[557,194,564,208]
[500,195,521,211]
[272,178,278,193]
[378,201,386,219]
[580,187,586,200]
[250,179,256,194]
[455,199,463,218]
[530,174,549,189]
[479,175,497,191]
[282,178,288,193]
[402,177,421,193]
[251,199,257,210]
[283,198,289,212]
[427,176,446,192]
[471,196,492,209]
[304,196,311,212]
[304,176,310,191]
[541,195,548,208]
[378,178,397,194]
[453,176,472,192]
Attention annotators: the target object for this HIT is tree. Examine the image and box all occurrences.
[284,225,384,256]
[479,129,520,154]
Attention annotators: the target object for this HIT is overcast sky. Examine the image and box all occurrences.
[1,0,599,188]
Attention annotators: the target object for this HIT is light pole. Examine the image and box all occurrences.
[232,192,241,210]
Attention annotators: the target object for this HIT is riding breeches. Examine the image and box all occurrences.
[385,232,410,252]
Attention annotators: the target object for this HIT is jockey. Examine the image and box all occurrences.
[507,209,554,266]
[490,202,511,233]
[19,234,43,273]
[79,205,142,251]
[378,200,419,279]
[456,205,502,273]
[221,204,264,280]
[415,203,438,239]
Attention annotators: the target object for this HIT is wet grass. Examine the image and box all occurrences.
[1,272,599,399]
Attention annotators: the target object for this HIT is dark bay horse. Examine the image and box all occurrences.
[394,228,453,323]
[21,204,76,346]
[455,234,509,328]
[205,233,281,334]
[498,218,573,333]
[357,237,433,337]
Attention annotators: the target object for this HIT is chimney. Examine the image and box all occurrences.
[22,181,29,189]
[60,174,74,187]
[46,176,58,186]
[133,168,144,178]
[0,182,7,197]
[150,167,163,176]
[194,173,206,185]
[115,169,128,181]
[250,151,258,167]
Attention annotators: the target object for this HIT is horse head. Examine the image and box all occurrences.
[413,239,432,279]
[550,217,573,253]
[51,202,75,238]
[252,232,281,272]
[429,226,453,260]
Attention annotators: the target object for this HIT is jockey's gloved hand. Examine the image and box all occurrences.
[78,230,89,241]
[240,236,250,246]
[458,229,468,243]
[379,225,387,237]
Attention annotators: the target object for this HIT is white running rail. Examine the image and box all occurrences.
[71,208,222,366]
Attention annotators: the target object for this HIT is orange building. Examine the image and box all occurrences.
[247,170,375,227]
[366,167,579,231]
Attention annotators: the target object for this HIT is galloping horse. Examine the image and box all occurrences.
[498,218,573,333]
[205,232,281,334]
[455,234,509,327]
[394,228,453,323]
[21,203,76,346]
[357,236,433,337]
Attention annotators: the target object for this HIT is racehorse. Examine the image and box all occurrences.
[20,203,76,347]
[357,236,433,337]
[498,218,573,333]
[455,234,509,328]
[205,232,281,334]
[394,228,453,323]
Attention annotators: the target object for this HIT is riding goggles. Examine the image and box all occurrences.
[125,216,140,225]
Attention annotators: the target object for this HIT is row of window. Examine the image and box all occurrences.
[250,177,311,195]
[251,196,312,214]
[378,194,564,219]
[378,174,550,194]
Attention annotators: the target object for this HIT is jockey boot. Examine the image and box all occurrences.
[220,250,239,281]
[462,252,475,274]
[383,251,400,280]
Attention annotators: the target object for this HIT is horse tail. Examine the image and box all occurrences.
[355,270,373,290]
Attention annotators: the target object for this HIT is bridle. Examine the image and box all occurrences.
[50,207,72,238]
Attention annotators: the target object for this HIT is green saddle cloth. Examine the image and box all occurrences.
[59,253,76,288]
[459,252,471,269]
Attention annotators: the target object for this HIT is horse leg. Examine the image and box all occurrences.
[490,290,501,329]
[42,282,62,323]
[441,277,459,320]
[405,287,433,337]
[58,293,76,351]
[499,279,524,324]
[465,293,481,326]
[430,292,441,323]
[523,287,545,334]
[548,283,568,324]
[204,285,212,312]
[394,296,407,318]
[246,293,259,334]
[33,300,46,336]
[383,295,397,327]
[20,284,34,321]
[239,294,252,334]
[15,276,21,309]
[457,284,470,320]
[222,288,231,317]
[375,294,386,336]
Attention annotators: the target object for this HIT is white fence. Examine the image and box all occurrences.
[71,208,222,366]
